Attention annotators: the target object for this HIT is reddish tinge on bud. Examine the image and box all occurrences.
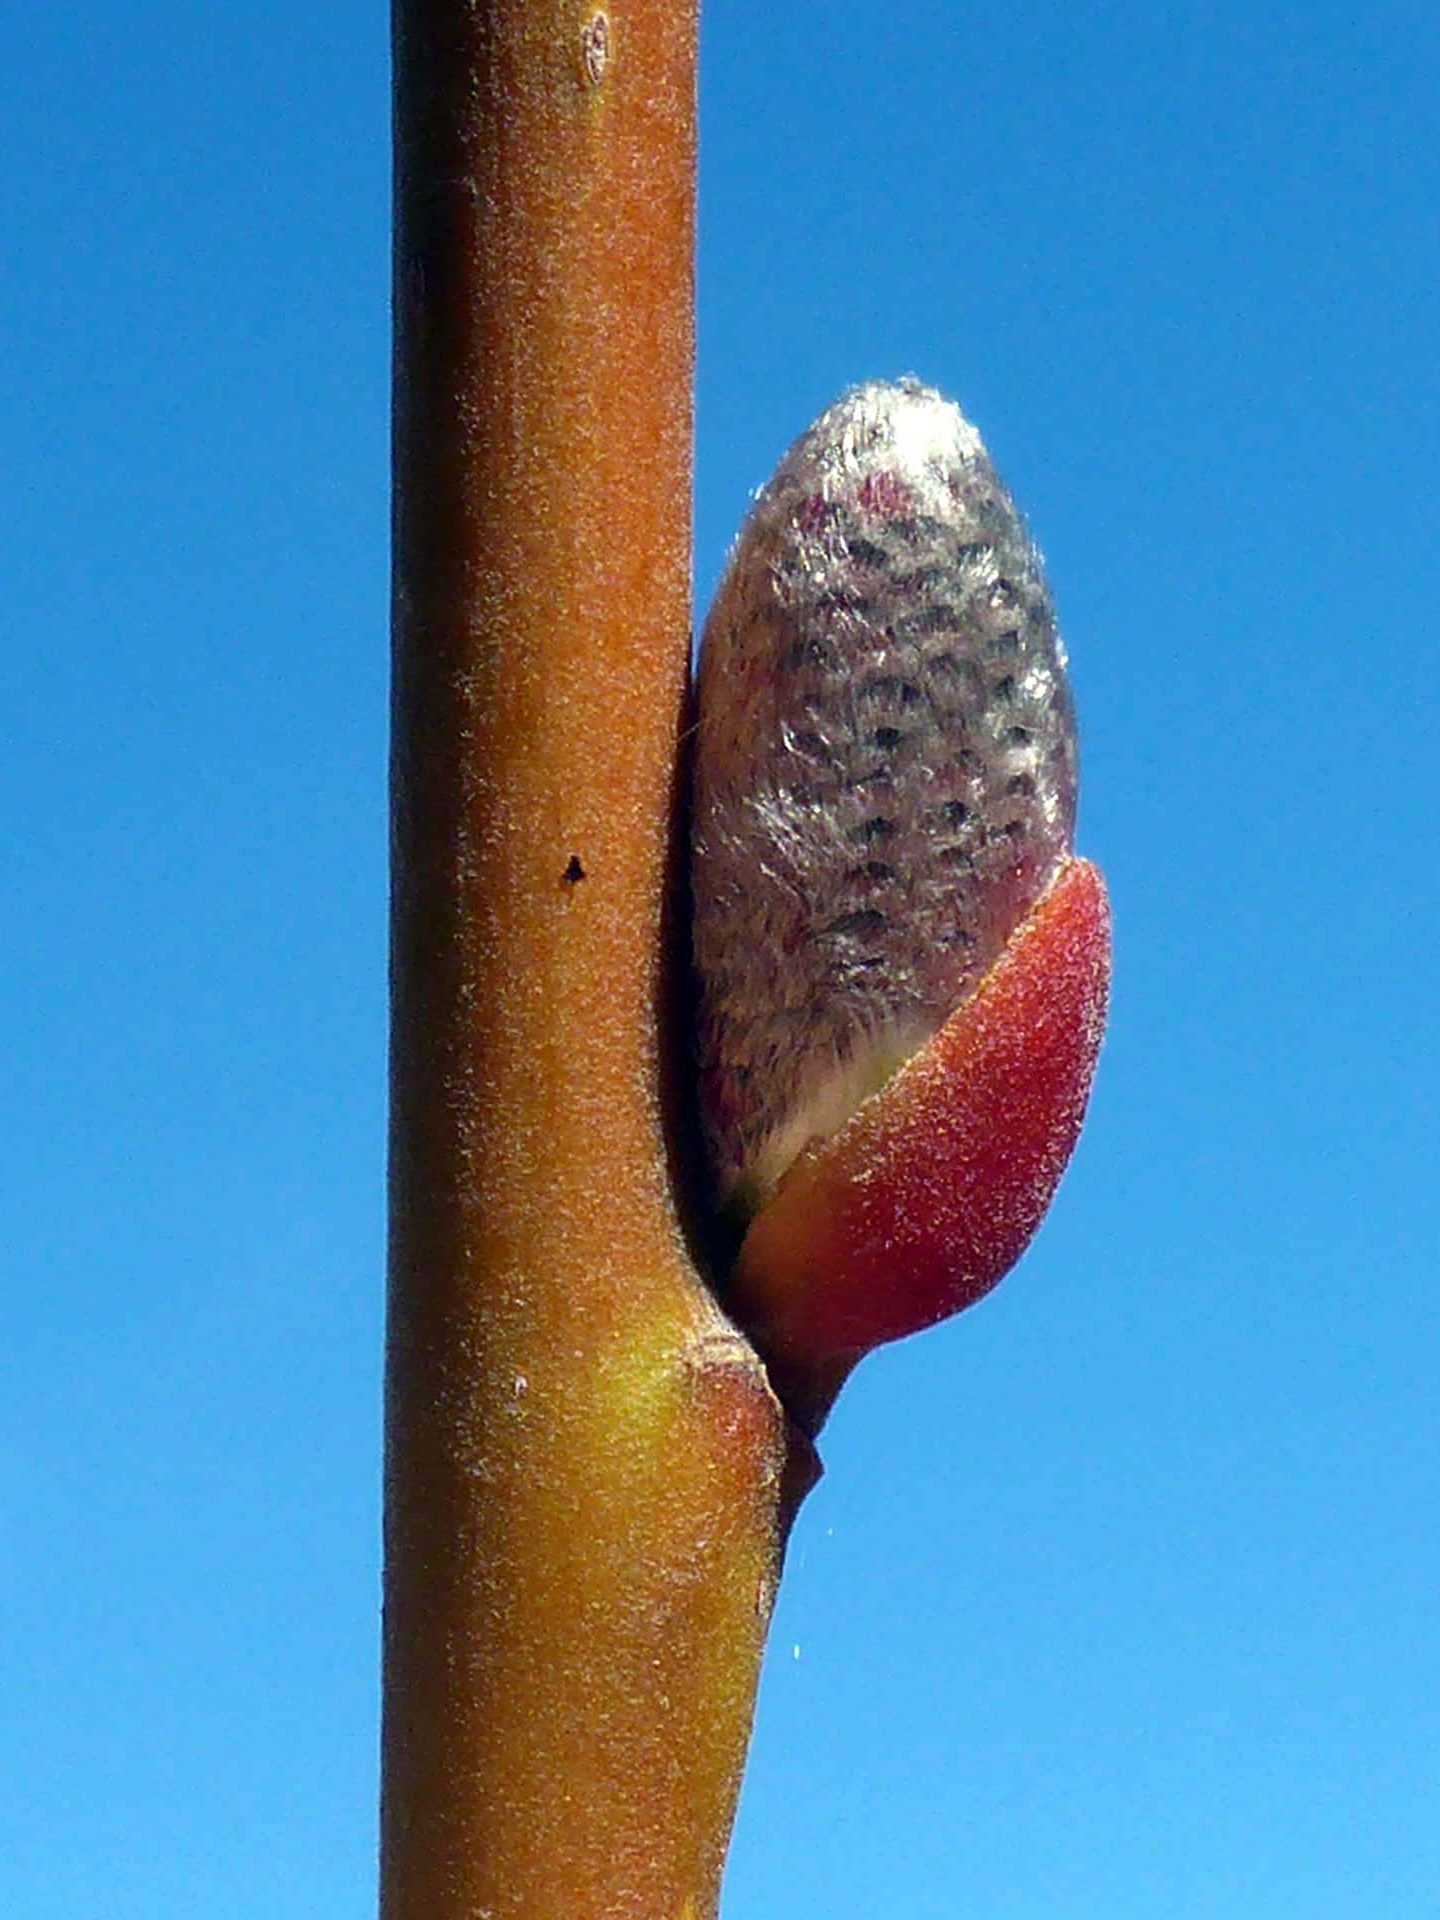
[726,858,1109,1427]
[691,380,1109,1423]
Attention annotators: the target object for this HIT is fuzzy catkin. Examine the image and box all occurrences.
[692,379,1078,1215]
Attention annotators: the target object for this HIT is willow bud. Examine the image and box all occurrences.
[691,380,1109,1414]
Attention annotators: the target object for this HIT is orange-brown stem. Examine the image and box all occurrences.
[383,5,787,1915]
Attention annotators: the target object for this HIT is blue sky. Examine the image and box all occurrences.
[6,2,1440,1914]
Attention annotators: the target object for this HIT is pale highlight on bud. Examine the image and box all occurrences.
[693,379,1078,1216]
